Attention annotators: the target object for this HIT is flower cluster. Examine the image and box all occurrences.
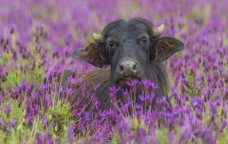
[0,0,227,143]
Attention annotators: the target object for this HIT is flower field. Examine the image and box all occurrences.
[0,0,227,143]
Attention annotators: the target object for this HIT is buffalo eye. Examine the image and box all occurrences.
[138,35,149,46]
[107,39,118,49]
[140,37,147,44]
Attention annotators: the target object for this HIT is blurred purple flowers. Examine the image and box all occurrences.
[0,0,228,143]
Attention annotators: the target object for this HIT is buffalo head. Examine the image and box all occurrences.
[75,18,184,86]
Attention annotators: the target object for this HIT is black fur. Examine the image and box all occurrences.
[65,18,184,109]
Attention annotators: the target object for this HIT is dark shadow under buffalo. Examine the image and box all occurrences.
[61,18,184,110]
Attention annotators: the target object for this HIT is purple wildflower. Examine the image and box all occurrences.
[109,86,120,98]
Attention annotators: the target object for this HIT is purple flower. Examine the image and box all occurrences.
[77,139,84,144]
[122,89,130,97]
[31,91,38,99]
[10,119,16,127]
[136,128,147,143]
[109,86,120,98]
[0,0,227,143]
[140,79,152,89]
[155,96,167,104]
[191,97,200,107]
[126,79,138,87]
[12,87,20,93]
[20,81,31,93]
[139,95,146,102]
[150,82,157,90]
[38,84,46,91]
[44,92,52,106]
[67,124,75,140]
[65,47,71,57]
[66,87,73,95]
[220,121,227,131]
[6,103,11,115]
[43,116,48,127]
[92,83,101,91]
[145,94,155,101]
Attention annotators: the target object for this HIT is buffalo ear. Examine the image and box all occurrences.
[73,42,108,67]
[152,37,184,62]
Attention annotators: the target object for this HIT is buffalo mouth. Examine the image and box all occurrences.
[116,76,141,85]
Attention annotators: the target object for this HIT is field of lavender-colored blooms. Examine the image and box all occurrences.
[0,0,228,143]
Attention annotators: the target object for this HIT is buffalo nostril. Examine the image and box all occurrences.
[119,64,124,71]
[132,63,137,70]
[117,59,140,76]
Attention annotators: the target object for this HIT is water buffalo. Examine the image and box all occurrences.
[61,18,184,110]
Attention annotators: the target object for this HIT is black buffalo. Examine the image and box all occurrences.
[62,18,184,110]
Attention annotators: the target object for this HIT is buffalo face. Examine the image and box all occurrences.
[75,18,184,86]
[104,21,153,85]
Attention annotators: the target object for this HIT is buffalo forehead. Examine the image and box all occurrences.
[107,26,149,41]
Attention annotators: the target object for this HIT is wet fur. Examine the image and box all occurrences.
[61,18,183,110]
[61,62,169,109]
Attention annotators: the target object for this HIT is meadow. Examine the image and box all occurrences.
[0,0,227,143]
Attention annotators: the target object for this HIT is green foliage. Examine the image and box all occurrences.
[0,97,75,143]
[75,128,91,142]
[1,98,25,124]
[24,59,45,87]
[216,128,228,144]
[0,98,27,143]
[183,68,201,96]
[155,128,168,144]
[0,130,7,144]
[188,4,211,24]
[1,53,45,90]
[223,36,228,46]
[18,48,45,87]
[46,100,73,139]
[131,116,139,131]
[1,117,45,144]
[1,70,24,89]
[0,51,12,66]
[111,133,119,144]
